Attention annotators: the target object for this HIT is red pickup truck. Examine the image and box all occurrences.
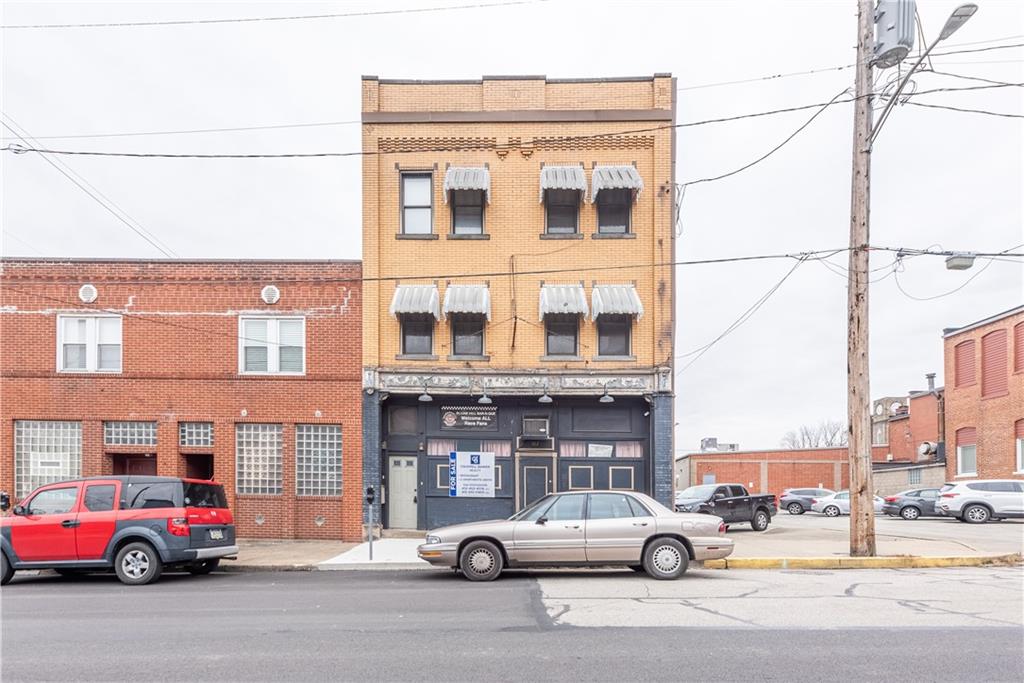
[1,476,238,586]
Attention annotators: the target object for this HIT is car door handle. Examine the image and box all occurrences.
[564,524,580,529]
[632,522,649,527]
[61,519,80,528]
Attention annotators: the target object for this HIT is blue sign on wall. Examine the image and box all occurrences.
[449,452,458,497]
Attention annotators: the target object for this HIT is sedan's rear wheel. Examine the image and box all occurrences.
[823,506,841,517]
[962,504,990,524]
[459,540,503,582]
[900,506,920,521]
[787,502,804,515]
[642,538,689,580]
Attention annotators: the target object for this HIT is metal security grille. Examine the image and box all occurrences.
[104,421,157,446]
[14,421,82,497]
[236,424,283,495]
[296,425,342,496]
[179,422,214,448]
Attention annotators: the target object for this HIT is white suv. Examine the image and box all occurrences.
[936,480,1024,523]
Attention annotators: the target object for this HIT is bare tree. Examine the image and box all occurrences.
[781,419,848,449]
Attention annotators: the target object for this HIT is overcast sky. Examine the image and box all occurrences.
[2,0,1022,452]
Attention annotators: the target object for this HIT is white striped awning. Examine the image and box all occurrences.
[591,165,644,202]
[443,284,491,321]
[539,165,588,203]
[389,285,440,320]
[592,284,644,320]
[539,284,589,321]
[443,167,490,203]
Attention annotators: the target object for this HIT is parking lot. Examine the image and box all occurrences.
[728,509,1024,557]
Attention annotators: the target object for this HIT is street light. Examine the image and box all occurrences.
[870,4,978,146]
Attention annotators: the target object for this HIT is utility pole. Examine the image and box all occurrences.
[848,0,876,557]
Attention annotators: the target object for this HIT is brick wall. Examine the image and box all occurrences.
[943,307,1024,480]
[872,464,947,496]
[0,259,364,540]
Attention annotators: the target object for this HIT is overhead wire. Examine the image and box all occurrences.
[891,243,1024,302]
[904,101,1024,118]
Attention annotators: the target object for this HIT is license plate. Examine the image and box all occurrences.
[209,529,224,540]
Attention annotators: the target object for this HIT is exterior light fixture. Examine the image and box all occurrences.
[939,4,978,41]
[418,381,433,403]
[599,383,615,404]
[945,252,976,271]
[478,383,493,405]
[538,380,553,404]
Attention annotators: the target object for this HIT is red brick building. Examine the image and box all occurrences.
[0,259,363,540]
[943,305,1024,481]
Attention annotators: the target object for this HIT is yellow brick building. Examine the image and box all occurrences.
[361,75,675,530]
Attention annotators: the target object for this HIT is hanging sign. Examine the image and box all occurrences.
[448,451,496,498]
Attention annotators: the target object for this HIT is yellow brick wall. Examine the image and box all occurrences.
[362,76,675,376]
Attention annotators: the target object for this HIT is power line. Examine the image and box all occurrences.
[1,231,44,256]
[923,69,1022,87]
[905,101,1024,118]
[0,115,178,258]
[0,119,363,142]
[891,243,1024,302]
[0,0,546,29]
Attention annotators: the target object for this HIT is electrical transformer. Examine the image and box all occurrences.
[874,0,916,68]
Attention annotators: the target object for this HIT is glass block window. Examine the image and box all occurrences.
[104,421,157,446]
[236,424,283,495]
[908,468,922,485]
[14,421,82,497]
[296,425,342,496]
[179,422,214,448]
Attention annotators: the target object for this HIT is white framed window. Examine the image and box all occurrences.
[14,421,82,497]
[104,421,157,446]
[296,425,342,496]
[956,445,977,476]
[180,422,213,448]
[57,315,122,373]
[238,317,305,375]
[236,424,283,495]
[1016,437,1024,473]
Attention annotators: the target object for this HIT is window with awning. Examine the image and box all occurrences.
[592,165,644,234]
[444,284,490,357]
[444,167,490,235]
[390,285,440,357]
[540,166,587,235]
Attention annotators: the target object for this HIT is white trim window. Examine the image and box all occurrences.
[14,421,82,497]
[238,317,305,375]
[57,315,122,373]
[956,445,977,476]
[1017,436,1024,474]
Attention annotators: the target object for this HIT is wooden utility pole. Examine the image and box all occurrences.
[848,0,876,557]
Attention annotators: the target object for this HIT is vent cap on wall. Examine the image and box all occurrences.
[78,284,98,303]
[261,284,281,304]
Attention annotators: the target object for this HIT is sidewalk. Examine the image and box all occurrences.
[225,539,357,571]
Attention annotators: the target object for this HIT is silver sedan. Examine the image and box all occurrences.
[811,490,885,517]
[417,490,734,581]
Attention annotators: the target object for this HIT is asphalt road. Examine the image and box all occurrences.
[3,567,1022,682]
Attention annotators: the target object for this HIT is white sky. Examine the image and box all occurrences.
[2,0,1022,452]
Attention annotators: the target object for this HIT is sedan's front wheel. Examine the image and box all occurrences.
[823,506,841,517]
[787,502,804,515]
[459,540,503,582]
[900,506,920,520]
[642,538,689,580]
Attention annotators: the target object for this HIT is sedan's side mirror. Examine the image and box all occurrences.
[12,505,25,516]
[0,492,9,512]
[536,517,547,525]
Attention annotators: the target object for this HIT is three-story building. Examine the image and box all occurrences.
[360,74,676,529]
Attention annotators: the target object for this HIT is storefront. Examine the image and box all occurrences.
[378,395,653,530]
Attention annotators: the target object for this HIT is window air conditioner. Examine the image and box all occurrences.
[522,417,549,438]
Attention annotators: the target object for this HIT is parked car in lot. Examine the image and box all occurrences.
[417,490,734,581]
[881,488,941,519]
[935,480,1024,523]
[1,476,238,586]
[810,491,885,517]
[779,488,835,515]
[674,483,777,530]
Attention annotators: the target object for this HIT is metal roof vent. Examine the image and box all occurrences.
[78,284,98,303]
[260,284,281,304]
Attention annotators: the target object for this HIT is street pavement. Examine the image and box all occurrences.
[2,566,1021,682]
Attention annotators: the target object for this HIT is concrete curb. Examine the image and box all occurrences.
[317,562,433,571]
[221,564,317,573]
[703,553,1022,570]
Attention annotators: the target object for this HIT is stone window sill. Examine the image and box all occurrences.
[539,355,584,362]
[395,354,439,361]
[448,355,491,361]
[592,233,636,239]
[396,234,439,240]
[592,355,637,361]
[447,234,490,240]
[540,233,583,240]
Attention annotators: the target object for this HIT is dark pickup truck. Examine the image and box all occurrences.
[674,484,777,531]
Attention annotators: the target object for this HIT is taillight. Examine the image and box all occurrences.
[810,499,818,504]
[167,517,190,537]
[718,522,727,534]
[884,496,899,502]
[941,493,959,498]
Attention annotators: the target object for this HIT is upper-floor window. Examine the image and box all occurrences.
[597,188,632,234]
[954,339,976,387]
[545,314,579,356]
[239,317,305,375]
[401,314,434,356]
[1014,322,1024,373]
[597,314,632,357]
[451,190,484,235]
[981,329,1008,397]
[401,173,433,235]
[545,189,580,234]
[451,316,485,356]
[57,315,122,373]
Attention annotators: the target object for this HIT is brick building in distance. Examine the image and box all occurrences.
[0,259,364,540]
[360,74,676,529]
[943,305,1024,481]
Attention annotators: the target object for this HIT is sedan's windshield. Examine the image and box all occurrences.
[677,485,717,499]
[508,495,553,521]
